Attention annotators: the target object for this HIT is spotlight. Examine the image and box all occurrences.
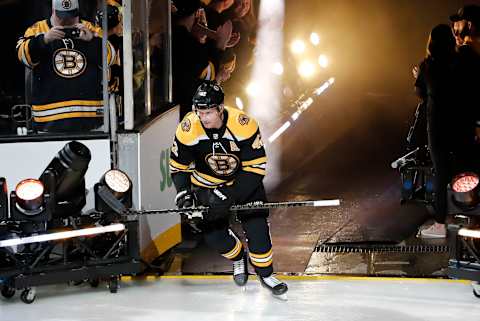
[95,169,132,215]
[0,178,7,220]
[318,54,329,68]
[310,32,320,46]
[290,39,306,55]
[298,60,316,78]
[40,141,91,219]
[451,172,479,208]
[10,179,50,223]
[15,179,44,214]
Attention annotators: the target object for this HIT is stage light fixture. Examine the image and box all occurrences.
[10,178,50,223]
[95,169,132,215]
[0,177,7,220]
[451,172,480,208]
[40,141,91,219]
[15,179,44,215]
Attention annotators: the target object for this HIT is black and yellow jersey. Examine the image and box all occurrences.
[170,107,267,191]
[16,19,116,132]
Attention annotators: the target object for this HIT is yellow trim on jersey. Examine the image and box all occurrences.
[191,176,213,188]
[34,112,100,122]
[175,112,207,146]
[249,249,273,259]
[242,157,267,167]
[225,107,258,141]
[195,171,228,184]
[24,39,33,66]
[243,167,266,176]
[32,100,103,111]
[169,159,190,170]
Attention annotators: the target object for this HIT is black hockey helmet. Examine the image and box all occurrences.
[192,81,225,110]
[96,5,121,29]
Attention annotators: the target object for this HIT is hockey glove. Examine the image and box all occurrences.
[175,190,196,208]
[205,187,235,221]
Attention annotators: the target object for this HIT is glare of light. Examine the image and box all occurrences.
[298,60,316,78]
[290,39,306,54]
[291,111,300,121]
[313,199,340,207]
[235,97,244,110]
[246,82,260,97]
[16,179,44,201]
[300,97,314,110]
[0,224,125,248]
[328,77,335,84]
[310,32,320,46]
[459,228,480,238]
[318,54,329,68]
[272,62,284,75]
[268,121,291,143]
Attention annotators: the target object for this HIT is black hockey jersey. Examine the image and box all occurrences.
[16,19,116,132]
[170,107,266,191]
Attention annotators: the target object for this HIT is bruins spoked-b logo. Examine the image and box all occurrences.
[62,0,72,9]
[53,48,87,78]
[181,118,191,132]
[205,153,239,176]
[238,114,250,126]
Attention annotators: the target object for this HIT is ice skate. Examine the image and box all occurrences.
[233,253,248,288]
[259,274,288,300]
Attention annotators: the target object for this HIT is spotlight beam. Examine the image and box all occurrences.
[0,223,125,248]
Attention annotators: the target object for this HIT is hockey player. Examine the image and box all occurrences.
[16,0,116,132]
[169,81,288,296]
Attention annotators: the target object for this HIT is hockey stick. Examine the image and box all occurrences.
[125,199,341,216]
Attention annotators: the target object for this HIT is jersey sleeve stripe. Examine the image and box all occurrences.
[243,167,266,176]
[241,156,267,167]
[169,159,190,170]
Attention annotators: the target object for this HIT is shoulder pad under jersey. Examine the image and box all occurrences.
[226,107,259,141]
[175,112,207,146]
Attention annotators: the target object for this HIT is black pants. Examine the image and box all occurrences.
[195,185,274,277]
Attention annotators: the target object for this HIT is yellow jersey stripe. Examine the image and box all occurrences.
[170,159,190,170]
[34,112,101,122]
[243,167,266,175]
[191,176,216,188]
[33,100,104,111]
[195,171,229,184]
[250,259,273,268]
[249,249,273,259]
[242,157,267,167]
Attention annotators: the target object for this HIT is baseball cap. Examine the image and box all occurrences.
[53,0,80,19]
[450,4,480,25]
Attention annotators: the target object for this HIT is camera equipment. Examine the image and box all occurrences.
[63,27,81,39]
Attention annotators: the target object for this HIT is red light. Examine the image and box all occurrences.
[452,173,479,193]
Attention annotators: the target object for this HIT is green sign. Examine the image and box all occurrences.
[160,148,173,191]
